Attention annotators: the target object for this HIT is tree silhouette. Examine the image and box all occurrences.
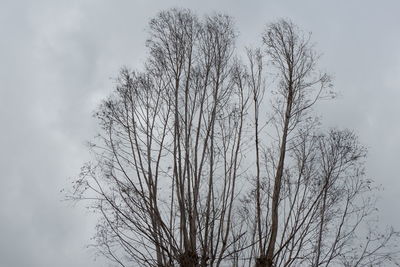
[69,8,400,267]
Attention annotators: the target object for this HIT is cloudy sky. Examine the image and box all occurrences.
[1,0,399,266]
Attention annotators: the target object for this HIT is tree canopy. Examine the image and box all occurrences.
[70,8,400,267]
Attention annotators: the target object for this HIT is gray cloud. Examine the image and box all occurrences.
[1,0,399,266]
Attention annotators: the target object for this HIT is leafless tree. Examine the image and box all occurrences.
[72,9,250,267]
[69,9,400,267]
[239,19,400,267]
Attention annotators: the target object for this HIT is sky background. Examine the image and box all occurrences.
[1,1,399,266]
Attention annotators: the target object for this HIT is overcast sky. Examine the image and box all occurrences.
[1,1,400,266]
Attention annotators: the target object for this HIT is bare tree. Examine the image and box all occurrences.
[69,9,400,267]
[254,19,331,267]
[239,20,400,267]
[72,9,250,267]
